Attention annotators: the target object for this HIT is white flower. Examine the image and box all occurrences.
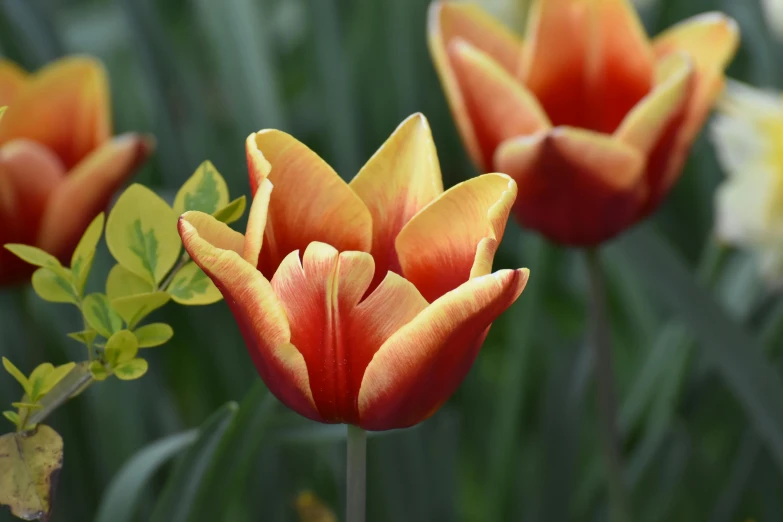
[763,0,783,40]
[711,80,783,283]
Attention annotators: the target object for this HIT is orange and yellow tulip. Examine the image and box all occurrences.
[178,114,529,430]
[0,56,153,285]
[429,0,739,245]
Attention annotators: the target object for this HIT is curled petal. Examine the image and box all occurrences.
[522,0,654,133]
[242,177,273,267]
[358,268,529,430]
[245,131,372,277]
[178,212,321,421]
[0,56,111,169]
[652,13,739,140]
[653,13,739,79]
[396,173,517,302]
[349,114,443,290]
[37,133,153,260]
[448,39,550,168]
[495,127,644,246]
[428,1,525,169]
[615,52,693,155]
[646,13,739,212]
[0,60,27,106]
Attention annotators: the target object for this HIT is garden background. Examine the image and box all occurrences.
[0,0,780,520]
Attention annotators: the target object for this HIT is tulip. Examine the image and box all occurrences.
[0,56,153,285]
[711,80,783,283]
[428,0,739,246]
[178,114,529,430]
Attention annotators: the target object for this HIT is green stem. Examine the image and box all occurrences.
[26,366,93,428]
[585,249,630,522]
[160,252,190,292]
[346,424,367,522]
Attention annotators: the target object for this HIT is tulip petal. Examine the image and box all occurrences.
[646,13,740,212]
[615,52,693,155]
[652,13,739,136]
[0,139,66,242]
[495,127,644,245]
[653,12,739,79]
[271,242,429,424]
[428,1,525,169]
[349,114,443,291]
[0,140,66,285]
[0,56,111,169]
[396,173,516,303]
[522,0,654,133]
[246,131,372,278]
[271,243,374,423]
[37,133,153,260]
[242,177,273,267]
[0,60,27,106]
[448,39,551,168]
[358,268,529,430]
[179,212,321,421]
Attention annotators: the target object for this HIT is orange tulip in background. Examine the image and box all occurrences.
[178,114,529,430]
[0,56,153,285]
[429,0,739,246]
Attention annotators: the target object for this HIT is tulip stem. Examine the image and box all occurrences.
[585,249,630,522]
[346,424,367,522]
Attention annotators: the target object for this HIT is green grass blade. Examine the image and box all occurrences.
[302,0,362,176]
[187,382,276,522]
[94,430,197,522]
[616,226,783,471]
[483,235,549,521]
[149,403,237,522]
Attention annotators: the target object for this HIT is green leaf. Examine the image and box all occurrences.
[149,403,237,522]
[167,262,222,305]
[67,329,98,347]
[31,267,78,305]
[90,361,110,381]
[3,411,19,427]
[107,264,155,301]
[110,291,170,329]
[114,359,149,381]
[105,330,139,367]
[173,160,230,215]
[11,403,42,410]
[0,425,63,520]
[3,244,70,280]
[187,382,275,522]
[2,358,30,396]
[616,226,783,473]
[39,363,76,397]
[27,363,92,427]
[212,196,246,225]
[28,363,54,402]
[95,430,198,522]
[106,184,180,285]
[83,293,123,338]
[111,292,171,329]
[134,323,174,348]
[70,212,105,296]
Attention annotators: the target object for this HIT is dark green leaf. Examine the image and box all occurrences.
[149,403,237,522]
[95,430,198,522]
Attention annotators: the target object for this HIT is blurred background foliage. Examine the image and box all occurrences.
[0,0,782,520]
